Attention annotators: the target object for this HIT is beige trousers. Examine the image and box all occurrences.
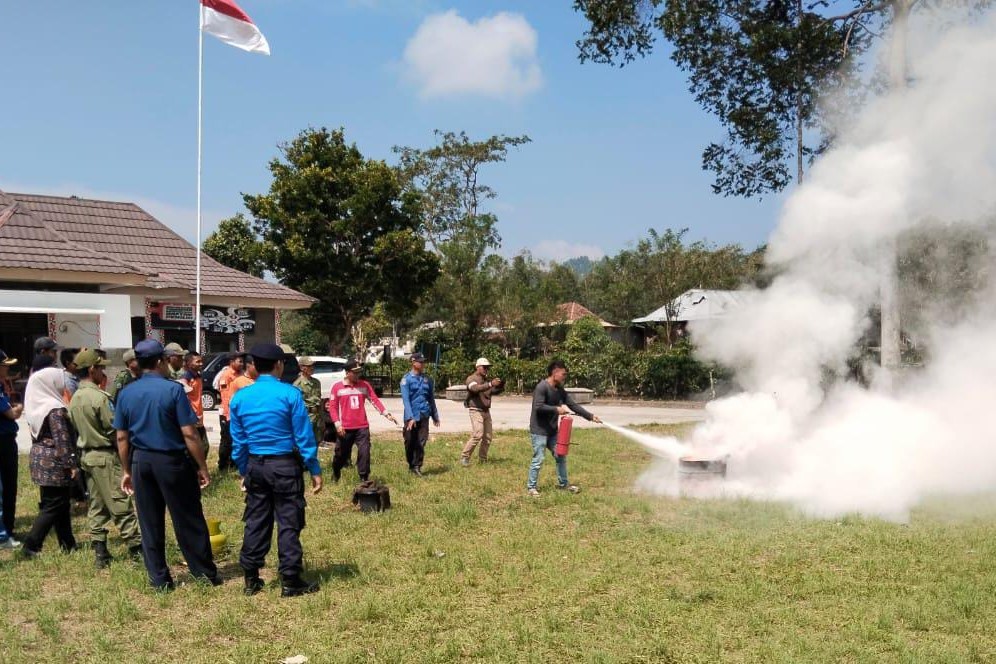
[461,409,493,461]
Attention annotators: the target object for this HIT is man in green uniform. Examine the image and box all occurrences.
[293,357,325,447]
[67,348,142,569]
[164,343,186,380]
[109,349,139,404]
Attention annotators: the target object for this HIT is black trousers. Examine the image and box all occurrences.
[218,416,233,471]
[0,433,18,534]
[23,485,76,553]
[404,417,430,470]
[132,449,217,588]
[333,428,371,480]
[240,455,306,578]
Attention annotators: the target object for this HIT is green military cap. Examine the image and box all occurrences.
[164,342,186,357]
[298,356,314,366]
[122,349,136,363]
[74,348,109,369]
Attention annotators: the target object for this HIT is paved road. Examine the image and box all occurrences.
[15,396,704,453]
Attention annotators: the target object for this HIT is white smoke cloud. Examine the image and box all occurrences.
[401,10,542,100]
[635,8,996,521]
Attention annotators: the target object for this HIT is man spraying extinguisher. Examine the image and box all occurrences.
[527,359,602,497]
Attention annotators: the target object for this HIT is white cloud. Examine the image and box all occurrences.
[0,180,229,244]
[532,240,605,263]
[401,10,542,100]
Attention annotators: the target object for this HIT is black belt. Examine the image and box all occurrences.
[249,453,297,461]
[81,447,116,452]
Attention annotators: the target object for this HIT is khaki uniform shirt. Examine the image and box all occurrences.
[67,381,116,450]
[293,375,323,422]
[166,364,185,381]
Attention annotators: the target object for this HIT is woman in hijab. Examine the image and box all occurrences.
[21,366,78,555]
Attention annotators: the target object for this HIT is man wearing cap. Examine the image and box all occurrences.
[293,357,324,447]
[215,353,244,473]
[164,343,186,381]
[109,349,140,404]
[0,349,23,541]
[178,352,209,456]
[328,359,397,482]
[68,349,142,569]
[229,343,322,598]
[31,337,58,373]
[400,352,439,477]
[461,358,503,467]
[113,339,220,591]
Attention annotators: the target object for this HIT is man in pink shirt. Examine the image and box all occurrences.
[328,359,398,482]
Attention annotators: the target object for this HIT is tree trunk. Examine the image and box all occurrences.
[796,0,804,185]
[879,0,910,381]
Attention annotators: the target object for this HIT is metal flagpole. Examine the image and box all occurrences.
[195,2,204,352]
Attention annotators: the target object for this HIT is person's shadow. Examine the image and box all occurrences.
[310,560,360,582]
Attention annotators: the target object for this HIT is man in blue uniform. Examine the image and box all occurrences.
[113,339,220,591]
[400,352,440,477]
[230,343,323,598]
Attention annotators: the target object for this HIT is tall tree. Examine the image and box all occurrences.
[202,213,265,277]
[395,131,531,348]
[244,127,439,352]
[575,0,858,197]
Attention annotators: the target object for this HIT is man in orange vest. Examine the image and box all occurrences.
[178,352,209,456]
[216,353,244,473]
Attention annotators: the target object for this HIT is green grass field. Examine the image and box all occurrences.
[2,424,996,663]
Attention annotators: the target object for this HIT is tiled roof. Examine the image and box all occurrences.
[553,301,616,327]
[0,192,145,277]
[0,192,313,305]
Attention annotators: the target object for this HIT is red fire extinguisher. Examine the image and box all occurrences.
[555,416,573,456]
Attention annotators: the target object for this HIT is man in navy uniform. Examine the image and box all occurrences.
[113,339,220,591]
[230,343,323,598]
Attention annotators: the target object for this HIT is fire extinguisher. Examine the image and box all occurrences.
[555,415,573,456]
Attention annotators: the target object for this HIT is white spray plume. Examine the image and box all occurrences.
[644,8,996,521]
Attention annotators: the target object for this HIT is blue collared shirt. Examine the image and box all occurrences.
[112,372,197,452]
[0,383,17,435]
[400,370,438,423]
[229,375,321,477]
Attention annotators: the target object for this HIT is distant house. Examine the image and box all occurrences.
[0,191,314,364]
[547,302,634,345]
[632,289,748,342]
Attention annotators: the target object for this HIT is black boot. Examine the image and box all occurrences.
[280,575,319,598]
[93,540,112,569]
[244,570,265,596]
[128,544,143,562]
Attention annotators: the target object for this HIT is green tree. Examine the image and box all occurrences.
[396,131,531,349]
[244,127,439,352]
[583,228,762,341]
[202,213,265,277]
[575,0,857,197]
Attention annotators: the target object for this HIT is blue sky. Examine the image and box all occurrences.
[1,0,783,262]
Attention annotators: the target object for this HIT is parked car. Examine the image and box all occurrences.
[200,351,300,411]
[307,356,385,401]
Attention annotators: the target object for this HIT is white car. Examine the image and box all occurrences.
[304,356,348,399]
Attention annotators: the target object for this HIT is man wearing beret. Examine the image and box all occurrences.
[113,339,220,591]
[31,336,58,373]
[230,343,323,598]
[68,348,142,569]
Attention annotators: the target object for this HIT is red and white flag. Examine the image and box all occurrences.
[200,0,270,55]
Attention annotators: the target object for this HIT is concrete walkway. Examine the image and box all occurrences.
[15,396,705,453]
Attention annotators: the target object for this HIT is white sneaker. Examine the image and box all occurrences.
[0,537,21,550]
[527,488,540,497]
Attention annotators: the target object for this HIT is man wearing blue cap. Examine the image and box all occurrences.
[230,343,322,598]
[113,339,220,591]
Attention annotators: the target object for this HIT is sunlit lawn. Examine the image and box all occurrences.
[2,424,995,662]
